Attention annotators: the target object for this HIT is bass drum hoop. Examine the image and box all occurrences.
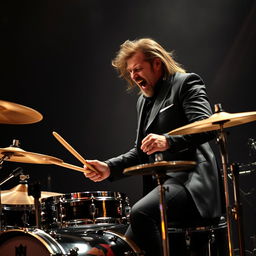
[104,229,143,255]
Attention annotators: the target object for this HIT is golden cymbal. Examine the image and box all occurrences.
[1,183,63,205]
[0,146,63,164]
[123,161,196,176]
[168,111,256,135]
[0,100,43,124]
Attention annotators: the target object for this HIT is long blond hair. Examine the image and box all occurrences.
[112,38,186,89]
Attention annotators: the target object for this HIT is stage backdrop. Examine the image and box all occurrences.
[1,0,256,251]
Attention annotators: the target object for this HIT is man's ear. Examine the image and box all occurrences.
[153,57,162,71]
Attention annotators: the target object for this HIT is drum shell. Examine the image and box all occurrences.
[41,191,131,228]
[0,224,143,256]
[1,204,36,229]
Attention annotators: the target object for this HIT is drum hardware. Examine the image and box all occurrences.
[0,99,43,124]
[168,103,256,256]
[227,162,256,177]
[28,181,42,228]
[0,167,23,187]
[248,138,256,157]
[0,175,63,230]
[124,157,196,256]
[230,163,246,256]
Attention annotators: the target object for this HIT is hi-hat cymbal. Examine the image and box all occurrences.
[0,100,43,124]
[1,183,63,205]
[0,146,63,164]
[123,161,196,176]
[168,111,256,135]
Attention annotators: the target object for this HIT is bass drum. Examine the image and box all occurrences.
[0,224,144,256]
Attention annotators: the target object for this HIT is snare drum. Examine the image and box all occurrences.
[0,225,143,256]
[41,191,131,228]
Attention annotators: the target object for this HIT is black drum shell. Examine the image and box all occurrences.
[0,224,143,256]
[1,204,36,229]
[41,191,131,228]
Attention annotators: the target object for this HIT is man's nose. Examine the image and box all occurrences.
[130,71,137,81]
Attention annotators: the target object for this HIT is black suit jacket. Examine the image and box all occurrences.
[106,72,223,219]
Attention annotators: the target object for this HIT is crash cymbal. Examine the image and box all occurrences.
[123,161,196,176]
[0,146,63,164]
[168,110,256,135]
[1,183,63,205]
[0,100,43,124]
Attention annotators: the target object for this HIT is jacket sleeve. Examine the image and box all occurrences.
[105,147,141,180]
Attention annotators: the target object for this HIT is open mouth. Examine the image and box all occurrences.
[137,79,147,88]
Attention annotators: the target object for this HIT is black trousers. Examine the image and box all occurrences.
[125,178,209,256]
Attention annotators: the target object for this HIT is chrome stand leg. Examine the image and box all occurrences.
[155,173,170,256]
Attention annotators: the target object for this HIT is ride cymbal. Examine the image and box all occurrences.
[1,183,63,205]
[0,100,43,124]
[123,161,196,176]
[168,110,256,135]
[0,146,63,164]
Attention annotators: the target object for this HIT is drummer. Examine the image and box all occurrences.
[84,38,223,256]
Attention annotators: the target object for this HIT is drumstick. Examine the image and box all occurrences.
[52,131,98,173]
[50,160,90,173]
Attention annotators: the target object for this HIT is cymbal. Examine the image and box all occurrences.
[0,100,43,124]
[1,184,63,205]
[0,146,63,164]
[123,161,196,176]
[168,111,256,135]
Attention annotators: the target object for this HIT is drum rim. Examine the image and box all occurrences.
[104,230,143,254]
[2,204,35,210]
[41,191,127,202]
[60,191,126,200]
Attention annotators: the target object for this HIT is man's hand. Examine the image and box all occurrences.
[83,160,110,182]
[141,133,170,155]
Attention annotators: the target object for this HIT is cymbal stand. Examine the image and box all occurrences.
[28,182,41,229]
[214,103,247,256]
[230,163,245,256]
[216,122,234,256]
[154,153,170,256]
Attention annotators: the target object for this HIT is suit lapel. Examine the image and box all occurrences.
[145,77,173,131]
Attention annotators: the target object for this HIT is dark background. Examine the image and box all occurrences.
[1,0,256,252]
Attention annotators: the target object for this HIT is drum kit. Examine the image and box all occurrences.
[0,100,138,256]
[0,99,255,256]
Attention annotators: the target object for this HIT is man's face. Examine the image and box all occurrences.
[126,51,163,97]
